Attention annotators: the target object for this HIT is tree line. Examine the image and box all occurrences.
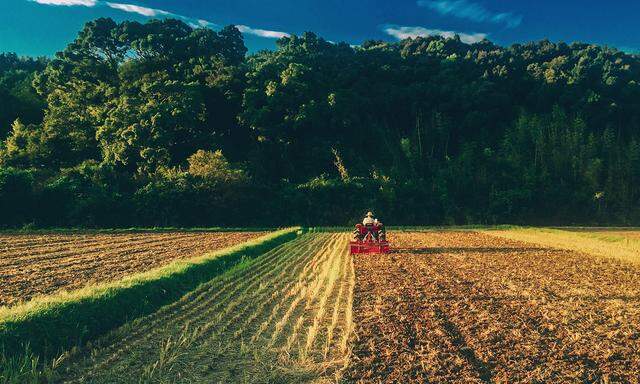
[1,18,639,227]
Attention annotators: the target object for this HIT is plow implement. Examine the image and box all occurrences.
[349,239,390,254]
[350,222,390,255]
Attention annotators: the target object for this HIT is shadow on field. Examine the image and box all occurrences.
[433,307,493,382]
[415,294,640,302]
[391,247,553,254]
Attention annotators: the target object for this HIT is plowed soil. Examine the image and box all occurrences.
[346,231,640,383]
[0,231,264,307]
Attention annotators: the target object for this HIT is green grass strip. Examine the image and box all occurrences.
[0,227,302,360]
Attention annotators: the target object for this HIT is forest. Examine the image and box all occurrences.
[1,17,639,227]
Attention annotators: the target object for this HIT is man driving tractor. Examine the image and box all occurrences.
[353,211,386,242]
[350,211,389,253]
[362,211,375,226]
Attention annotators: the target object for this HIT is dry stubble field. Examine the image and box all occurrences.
[0,231,263,307]
[57,233,355,383]
[562,228,640,240]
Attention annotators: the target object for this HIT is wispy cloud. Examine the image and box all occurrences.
[384,25,487,44]
[418,0,522,29]
[236,25,290,39]
[186,19,216,29]
[29,0,289,39]
[105,2,168,17]
[197,19,213,27]
[32,0,97,6]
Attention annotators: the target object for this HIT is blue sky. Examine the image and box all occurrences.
[1,0,639,57]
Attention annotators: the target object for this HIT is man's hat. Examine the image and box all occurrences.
[366,211,374,217]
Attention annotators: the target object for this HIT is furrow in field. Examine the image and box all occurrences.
[296,235,348,359]
[1,232,262,306]
[22,233,249,279]
[61,232,354,384]
[339,250,355,358]
[0,233,200,267]
[423,231,640,299]
[321,239,351,361]
[0,235,102,254]
[86,234,312,355]
[2,232,259,274]
[266,235,340,349]
[64,234,328,381]
[346,237,486,383]
[65,235,311,373]
[0,232,221,273]
[0,235,90,249]
[0,232,159,255]
[407,256,513,382]
[398,233,563,381]
[1,234,207,305]
[174,233,351,383]
[425,237,603,381]
[158,234,342,378]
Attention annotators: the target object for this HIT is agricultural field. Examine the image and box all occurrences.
[0,231,264,307]
[56,232,354,383]
[561,227,640,235]
[345,231,640,383]
[5,228,640,383]
[560,228,640,241]
[487,227,640,264]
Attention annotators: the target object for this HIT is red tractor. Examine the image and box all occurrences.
[350,212,390,254]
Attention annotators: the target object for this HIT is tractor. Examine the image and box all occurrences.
[350,212,390,254]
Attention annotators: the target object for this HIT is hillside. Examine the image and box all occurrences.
[1,18,639,227]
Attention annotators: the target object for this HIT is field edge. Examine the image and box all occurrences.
[483,227,640,264]
[0,227,302,361]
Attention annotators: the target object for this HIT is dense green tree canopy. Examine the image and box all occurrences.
[0,18,639,227]
[0,53,46,140]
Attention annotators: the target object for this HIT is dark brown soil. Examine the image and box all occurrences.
[0,231,264,307]
[345,231,640,383]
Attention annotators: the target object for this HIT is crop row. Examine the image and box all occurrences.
[0,231,263,306]
[58,232,355,383]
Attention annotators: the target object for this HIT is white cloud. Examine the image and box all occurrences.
[31,0,289,40]
[236,25,290,39]
[32,0,97,6]
[384,25,487,44]
[186,19,217,29]
[105,2,169,17]
[418,0,522,28]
